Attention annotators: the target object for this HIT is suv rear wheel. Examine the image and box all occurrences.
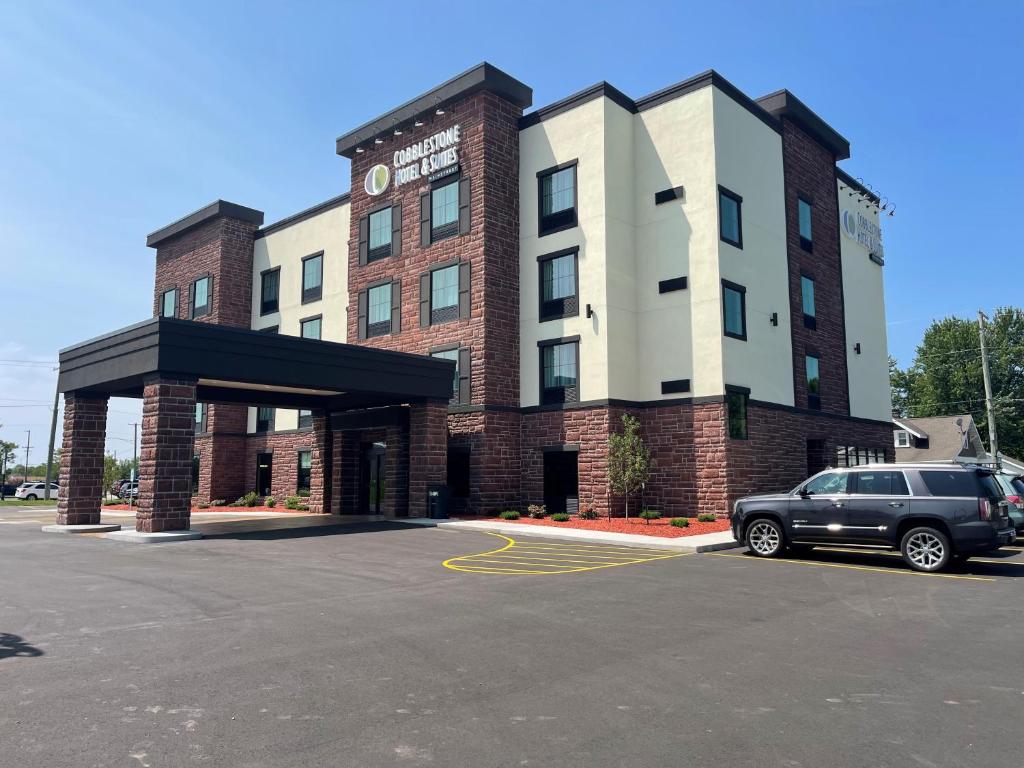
[900,526,951,572]
[746,518,784,558]
[25,493,37,500]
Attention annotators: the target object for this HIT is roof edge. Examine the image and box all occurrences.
[836,167,880,204]
[146,200,264,248]
[756,89,851,160]
[255,192,351,239]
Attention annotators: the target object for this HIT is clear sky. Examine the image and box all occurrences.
[1,0,1021,466]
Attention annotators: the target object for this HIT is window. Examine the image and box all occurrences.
[539,338,579,405]
[798,197,813,251]
[298,411,312,429]
[191,455,200,495]
[447,448,470,498]
[367,283,392,337]
[806,355,821,410]
[802,472,848,495]
[191,276,211,318]
[722,281,746,340]
[718,186,742,248]
[539,248,578,321]
[430,265,459,324]
[537,162,577,236]
[194,402,207,434]
[727,389,748,439]
[801,275,816,329]
[431,179,459,241]
[919,470,982,497]
[300,316,321,340]
[260,269,280,315]
[301,253,322,303]
[255,406,274,432]
[160,288,177,318]
[851,471,909,495]
[297,450,312,493]
[838,446,887,467]
[894,430,910,448]
[368,207,393,261]
[431,348,460,402]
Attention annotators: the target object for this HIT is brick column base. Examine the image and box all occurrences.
[408,400,448,518]
[56,393,109,526]
[308,413,331,514]
[136,376,197,533]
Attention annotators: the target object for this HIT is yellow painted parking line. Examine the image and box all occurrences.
[507,542,674,553]
[704,552,996,582]
[444,533,688,575]
[811,545,1024,569]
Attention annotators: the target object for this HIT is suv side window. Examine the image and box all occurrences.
[803,472,849,495]
[851,471,910,496]
[919,470,979,497]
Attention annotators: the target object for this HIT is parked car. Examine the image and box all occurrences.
[731,462,1014,572]
[1,483,19,497]
[111,478,132,496]
[117,481,139,500]
[995,473,1024,533]
[14,482,60,501]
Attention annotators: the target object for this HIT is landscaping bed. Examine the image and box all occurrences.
[101,503,312,514]
[478,515,731,538]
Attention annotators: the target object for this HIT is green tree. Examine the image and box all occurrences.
[0,438,18,493]
[607,413,653,520]
[888,355,917,418]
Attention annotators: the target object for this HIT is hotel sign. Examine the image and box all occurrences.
[842,209,884,261]
[393,124,461,187]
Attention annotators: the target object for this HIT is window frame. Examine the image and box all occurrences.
[256,406,275,433]
[538,336,581,406]
[429,263,460,325]
[430,176,460,243]
[726,386,749,440]
[721,279,747,341]
[849,470,910,496]
[366,280,393,337]
[299,314,322,340]
[301,252,323,304]
[260,267,280,316]
[160,287,178,318]
[800,273,816,330]
[806,353,821,411]
[297,411,313,430]
[194,402,208,435]
[190,275,212,319]
[367,204,394,262]
[537,160,579,237]
[297,450,312,492]
[797,195,813,252]
[894,430,910,448]
[718,185,743,249]
[537,246,580,322]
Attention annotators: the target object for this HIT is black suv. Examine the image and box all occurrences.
[731,463,1015,572]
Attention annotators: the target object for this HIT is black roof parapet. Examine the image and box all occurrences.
[146,200,264,249]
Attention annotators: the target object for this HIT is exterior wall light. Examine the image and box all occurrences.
[414,120,424,127]
[586,303,594,319]
[435,108,445,115]
[355,147,364,153]
[374,138,384,144]
[769,312,778,327]
[854,343,862,354]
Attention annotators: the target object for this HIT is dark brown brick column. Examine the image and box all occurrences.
[408,400,448,518]
[136,376,197,533]
[56,393,109,526]
[308,412,331,514]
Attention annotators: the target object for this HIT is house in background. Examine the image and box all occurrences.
[892,414,1024,474]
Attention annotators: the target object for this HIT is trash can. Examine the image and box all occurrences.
[427,485,450,519]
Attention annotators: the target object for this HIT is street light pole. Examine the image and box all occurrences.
[44,381,60,500]
[23,430,30,484]
[978,311,999,458]
[130,422,138,508]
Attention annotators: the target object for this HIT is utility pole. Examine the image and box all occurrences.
[23,430,30,484]
[978,311,999,458]
[130,422,138,508]
[43,381,60,500]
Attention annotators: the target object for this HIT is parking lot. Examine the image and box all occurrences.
[2,509,1023,767]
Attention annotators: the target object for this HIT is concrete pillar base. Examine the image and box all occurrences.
[41,524,122,534]
[104,529,203,543]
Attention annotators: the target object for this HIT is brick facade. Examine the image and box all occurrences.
[56,393,109,526]
[136,376,197,533]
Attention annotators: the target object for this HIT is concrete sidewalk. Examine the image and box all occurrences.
[404,518,740,552]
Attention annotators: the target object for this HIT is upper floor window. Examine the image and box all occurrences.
[301,253,322,304]
[538,162,577,236]
[539,248,579,321]
[369,207,393,261]
[191,276,211,319]
[727,388,748,439]
[801,275,816,329]
[718,186,742,248]
[430,346,471,404]
[368,282,393,337]
[430,265,459,324]
[160,287,177,318]
[431,179,460,242]
[798,197,813,251]
[806,354,821,410]
[194,402,207,434]
[721,280,747,341]
[260,268,280,315]
[256,406,274,432]
[539,337,579,405]
[300,315,321,340]
[894,430,910,448]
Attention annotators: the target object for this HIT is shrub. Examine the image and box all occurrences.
[551,512,571,522]
[265,496,276,508]
[283,495,302,510]
[210,499,228,507]
[296,504,310,512]
[578,507,599,520]
[639,509,662,525]
[198,502,211,510]
[697,513,717,523]
[233,491,260,508]
[498,510,520,520]
[297,489,311,498]
[670,517,690,528]
[528,503,547,519]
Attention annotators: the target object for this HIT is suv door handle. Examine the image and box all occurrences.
[888,502,904,508]
[831,502,845,508]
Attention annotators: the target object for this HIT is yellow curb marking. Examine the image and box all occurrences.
[704,552,995,582]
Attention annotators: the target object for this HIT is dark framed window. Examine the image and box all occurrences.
[539,337,580,405]
[801,275,816,329]
[430,178,460,242]
[297,450,312,492]
[722,280,747,340]
[367,282,392,337]
[190,276,211,318]
[430,345,471,404]
[301,252,323,304]
[447,447,470,498]
[850,470,909,495]
[798,196,813,251]
[718,186,742,248]
[260,268,280,315]
[298,411,312,429]
[256,406,275,432]
[538,247,579,321]
[538,161,578,236]
[430,265,459,324]
[194,402,207,434]
[191,454,200,495]
[806,354,821,410]
[300,315,321,340]
[368,206,393,261]
[726,388,749,439]
[160,287,177,318]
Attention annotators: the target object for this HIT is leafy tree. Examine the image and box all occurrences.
[607,413,653,520]
[888,355,917,418]
[0,437,18,494]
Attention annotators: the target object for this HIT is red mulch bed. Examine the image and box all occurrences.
[101,503,302,514]
[478,515,730,538]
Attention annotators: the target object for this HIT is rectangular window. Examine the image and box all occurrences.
[538,163,577,236]
[919,470,983,498]
[297,450,312,492]
[194,402,207,434]
[256,406,274,432]
[368,207,393,261]
[539,249,578,321]
[718,186,742,248]
[301,253,322,303]
[806,354,821,410]
[430,265,459,324]
[851,471,909,496]
[801,275,816,329]
[431,179,459,242]
[798,197,813,250]
[191,276,211,318]
[260,269,280,315]
[727,390,748,439]
[540,339,579,405]
[367,283,392,337]
[431,348,460,402]
[191,455,200,495]
[300,316,321,340]
[894,430,910,448]
[722,281,747,340]
[160,288,177,318]
[298,411,312,429]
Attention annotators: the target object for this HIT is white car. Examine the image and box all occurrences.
[14,482,59,500]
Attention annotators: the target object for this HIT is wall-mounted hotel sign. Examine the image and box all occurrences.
[393,124,461,187]
[842,208,884,261]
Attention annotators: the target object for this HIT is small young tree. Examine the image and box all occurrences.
[607,413,653,520]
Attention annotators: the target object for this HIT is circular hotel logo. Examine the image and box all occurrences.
[842,210,857,238]
[364,164,390,196]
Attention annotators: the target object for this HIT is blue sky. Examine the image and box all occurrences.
[1,0,1021,465]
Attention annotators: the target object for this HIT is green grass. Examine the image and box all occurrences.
[0,497,59,507]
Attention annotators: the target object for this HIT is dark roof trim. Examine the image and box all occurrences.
[335,62,532,158]
[255,193,351,239]
[519,81,635,129]
[836,167,880,204]
[756,89,850,160]
[146,200,264,248]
